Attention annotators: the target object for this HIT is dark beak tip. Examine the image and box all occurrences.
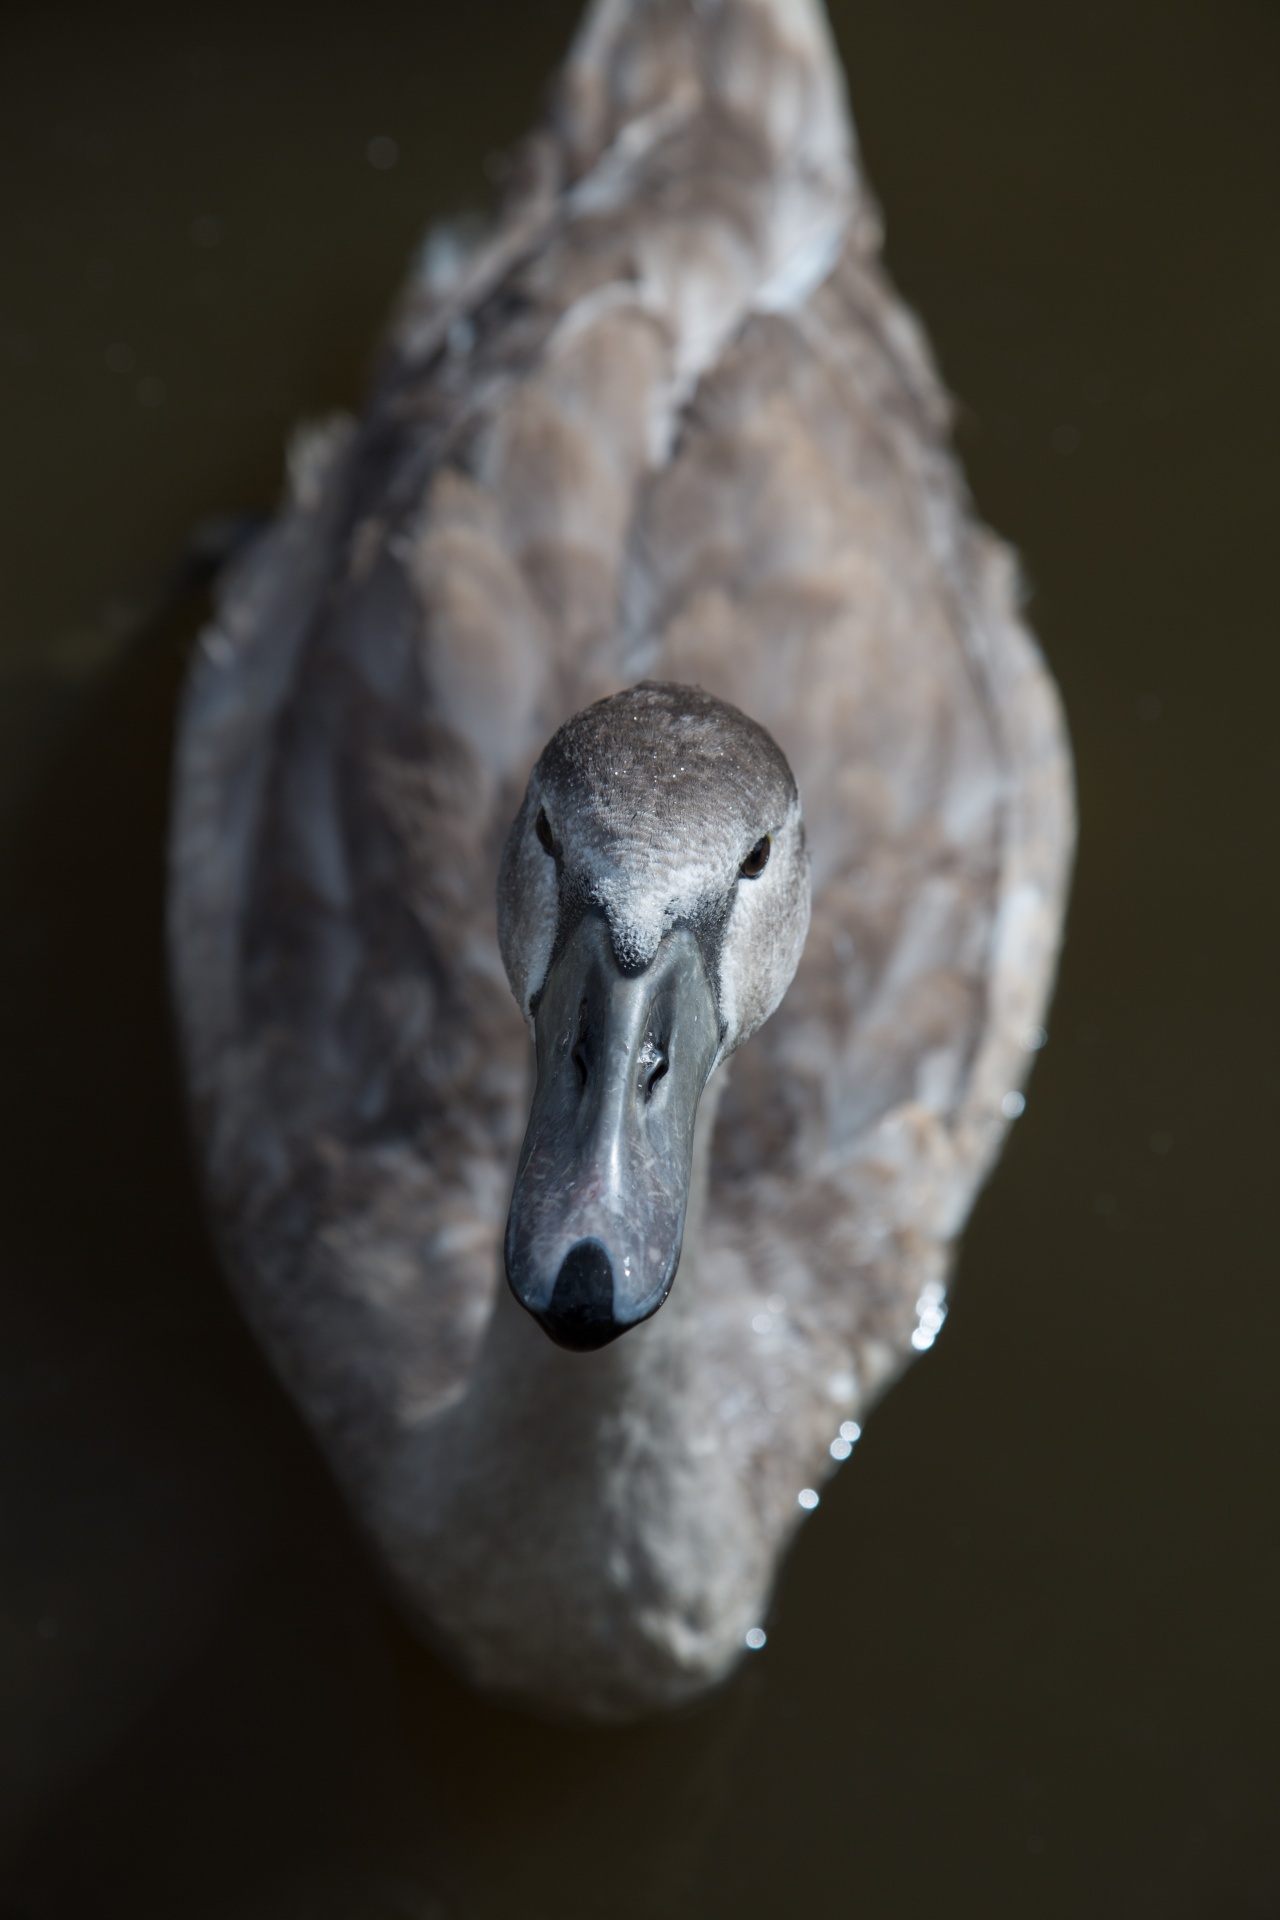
[537,1312,626,1353]
[528,1237,624,1353]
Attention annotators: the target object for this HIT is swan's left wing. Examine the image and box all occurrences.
[637,234,1074,1529]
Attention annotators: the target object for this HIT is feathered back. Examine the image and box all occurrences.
[169,0,1072,1526]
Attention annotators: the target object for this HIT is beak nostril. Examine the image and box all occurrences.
[571,998,591,1089]
[637,1032,669,1101]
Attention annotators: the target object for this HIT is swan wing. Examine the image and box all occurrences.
[169,0,1071,1503]
[638,239,1073,1520]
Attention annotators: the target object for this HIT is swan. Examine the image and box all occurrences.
[168,0,1073,1722]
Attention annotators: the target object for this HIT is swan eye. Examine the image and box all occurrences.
[535,807,556,856]
[739,835,771,879]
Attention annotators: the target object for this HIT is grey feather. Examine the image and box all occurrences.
[169,0,1073,1719]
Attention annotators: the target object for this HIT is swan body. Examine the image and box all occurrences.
[169,0,1073,1720]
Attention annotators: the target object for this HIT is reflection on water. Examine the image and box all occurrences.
[2,1,1279,1914]
[911,1280,948,1353]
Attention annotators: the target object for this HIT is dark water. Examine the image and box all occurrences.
[2,3,1277,1914]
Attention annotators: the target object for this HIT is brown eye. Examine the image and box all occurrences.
[739,834,771,879]
[535,807,555,855]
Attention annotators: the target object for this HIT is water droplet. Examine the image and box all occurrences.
[911,1326,936,1352]
[1001,1090,1026,1119]
[745,1626,767,1650]
[367,135,399,171]
[1024,1024,1048,1051]
[839,1420,861,1443]
[830,1436,852,1460]
[751,1312,772,1335]
[798,1487,819,1511]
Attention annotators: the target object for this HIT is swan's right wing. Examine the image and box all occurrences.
[169,0,873,1495]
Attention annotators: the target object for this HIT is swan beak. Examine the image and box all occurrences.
[504,914,719,1352]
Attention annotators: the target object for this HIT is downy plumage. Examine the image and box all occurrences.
[169,0,1073,1720]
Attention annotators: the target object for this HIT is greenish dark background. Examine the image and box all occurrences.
[1,2,1277,1914]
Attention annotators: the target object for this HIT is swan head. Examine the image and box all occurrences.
[497,682,810,1351]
